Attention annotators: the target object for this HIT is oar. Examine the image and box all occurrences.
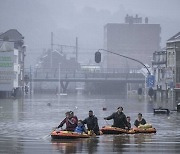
[41,127,59,140]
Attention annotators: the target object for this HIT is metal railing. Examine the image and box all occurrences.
[24,67,145,83]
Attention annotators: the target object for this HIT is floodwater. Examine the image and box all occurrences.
[0,94,180,154]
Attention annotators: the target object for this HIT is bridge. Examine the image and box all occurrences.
[25,68,145,93]
[32,72,145,82]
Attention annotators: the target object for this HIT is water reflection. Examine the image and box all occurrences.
[51,137,99,154]
[0,136,24,154]
[112,135,130,152]
[51,139,84,154]
[133,134,153,145]
[84,137,99,154]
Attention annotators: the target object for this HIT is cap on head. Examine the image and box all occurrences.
[138,113,142,116]
[117,107,123,111]
[89,110,93,113]
[69,111,74,115]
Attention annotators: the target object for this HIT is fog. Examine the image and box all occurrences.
[0,0,180,66]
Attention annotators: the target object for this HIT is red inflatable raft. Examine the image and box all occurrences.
[100,126,156,134]
[51,130,90,139]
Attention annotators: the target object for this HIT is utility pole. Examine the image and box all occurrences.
[51,32,53,68]
[76,37,78,62]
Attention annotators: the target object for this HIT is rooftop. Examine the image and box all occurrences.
[167,32,180,43]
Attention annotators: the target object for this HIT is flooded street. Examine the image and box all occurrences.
[0,94,180,154]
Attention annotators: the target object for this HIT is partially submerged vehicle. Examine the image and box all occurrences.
[153,108,170,114]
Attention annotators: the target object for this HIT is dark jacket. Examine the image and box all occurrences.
[148,88,154,97]
[127,122,131,129]
[82,115,99,135]
[58,116,78,131]
[134,118,146,127]
[105,112,128,129]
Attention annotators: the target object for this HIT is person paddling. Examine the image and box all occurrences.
[57,111,78,131]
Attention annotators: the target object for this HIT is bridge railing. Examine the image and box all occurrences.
[24,67,144,80]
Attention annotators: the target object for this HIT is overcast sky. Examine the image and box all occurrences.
[0,0,180,65]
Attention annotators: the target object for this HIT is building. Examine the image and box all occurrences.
[166,32,180,105]
[0,29,25,98]
[152,32,180,110]
[152,49,167,102]
[34,49,80,93]
[104,14,161,69]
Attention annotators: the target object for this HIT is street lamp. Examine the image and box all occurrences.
[59,63,61,95]
[95,49,151,75]
[95,49,152,99]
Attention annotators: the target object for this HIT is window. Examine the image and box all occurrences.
[176,67,180,83]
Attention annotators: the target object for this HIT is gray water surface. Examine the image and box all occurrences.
[0,94,180,154]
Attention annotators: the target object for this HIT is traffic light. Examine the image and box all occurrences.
[95,51,101,63]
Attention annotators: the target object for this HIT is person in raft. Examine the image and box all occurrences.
[104,106,128,129]
[57,111,78,131]
[125,116,131,130]
[69,111,78,123]
[134,113,146,127]
[74,120,88,134]
[82,110,100,135]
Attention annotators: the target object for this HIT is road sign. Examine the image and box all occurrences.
[146,75,155,87]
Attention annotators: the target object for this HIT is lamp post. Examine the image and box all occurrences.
[95,49,151,99]
[95,49,151,74]
[59,63,61,95]
[22,45,26,96]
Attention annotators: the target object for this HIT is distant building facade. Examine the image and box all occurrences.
[0,29,25,98]
[166,32,180,105]
[104,14,161,69]
[152,32,180,110]
[34,49,80,93]
[152,49,167,102]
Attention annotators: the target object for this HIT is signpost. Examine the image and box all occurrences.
[146,75,155,88]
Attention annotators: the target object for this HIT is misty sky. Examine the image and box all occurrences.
[0,0,180,66]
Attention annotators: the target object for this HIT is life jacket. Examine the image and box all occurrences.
[75,125,85,133]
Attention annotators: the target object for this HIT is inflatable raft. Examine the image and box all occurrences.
[51,130,90,139]
[100,126,129,134]
[100,125,156,134]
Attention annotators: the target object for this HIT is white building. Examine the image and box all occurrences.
[0,29,25,98]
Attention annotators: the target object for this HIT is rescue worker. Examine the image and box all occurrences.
[82,110,100,135]
[104,107,128,129]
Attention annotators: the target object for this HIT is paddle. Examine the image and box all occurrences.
[43,127,59,139]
